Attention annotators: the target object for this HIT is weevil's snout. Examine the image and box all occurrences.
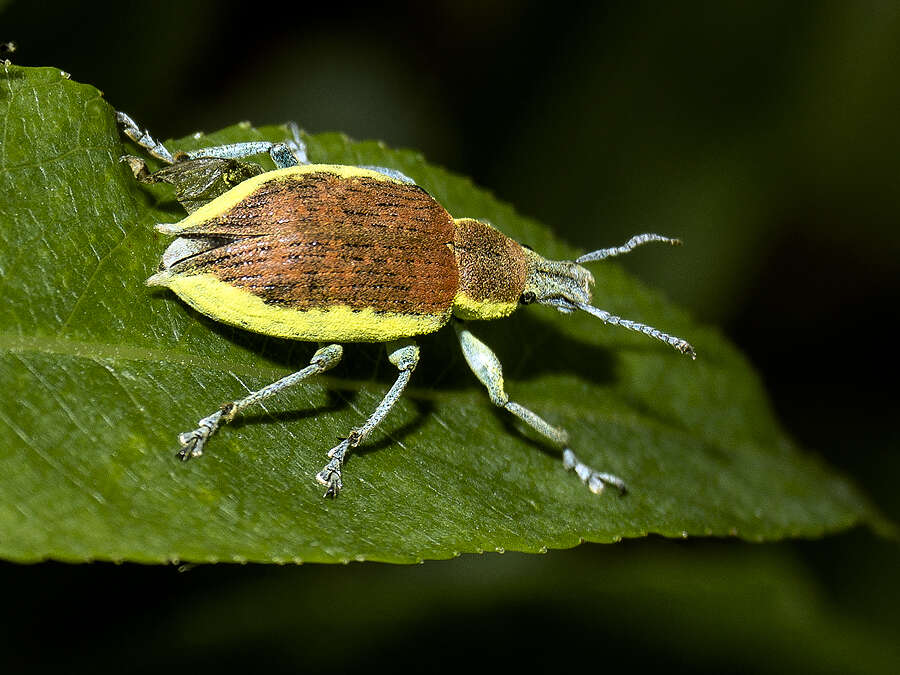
[520,243,696,359]
[522,250,594,312]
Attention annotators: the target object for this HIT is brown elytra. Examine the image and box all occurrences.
[168,172,462,316]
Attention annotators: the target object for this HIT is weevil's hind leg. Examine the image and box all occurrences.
[182,139,300,169]
[316,340,419,498]
[454,323,626,495]
[177,344,343,460]
[117,111,176,164]
[117,111,308,169]
[181,121,309,169]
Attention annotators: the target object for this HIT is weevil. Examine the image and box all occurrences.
[118,112,695,498]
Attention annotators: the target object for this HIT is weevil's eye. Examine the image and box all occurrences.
[520,291,537,305]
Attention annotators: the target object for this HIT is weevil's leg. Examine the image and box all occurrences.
[285,121,309,164]
[182,140,301,169]
[358,165,416,184]
[177,344,343,461]
[575,233,682,263]
[454,323,626,495]
[118,111,307,168]
[316,340,419,497]
[116,111,175,164]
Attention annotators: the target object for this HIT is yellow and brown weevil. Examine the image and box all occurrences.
[118,112,695,498]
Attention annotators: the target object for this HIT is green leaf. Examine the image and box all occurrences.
[0,66,888,563]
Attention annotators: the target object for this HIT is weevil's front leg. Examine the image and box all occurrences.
[117,111,308,169]
[177,344,343,460]
[454,323,626,495]
[316,340,419,498]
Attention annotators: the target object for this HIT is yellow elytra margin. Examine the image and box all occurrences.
[148,271,449,342]
[160,163,407,236]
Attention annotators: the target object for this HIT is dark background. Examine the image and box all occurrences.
[2,1,898,672]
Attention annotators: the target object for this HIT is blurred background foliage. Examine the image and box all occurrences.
[2,1,898,672]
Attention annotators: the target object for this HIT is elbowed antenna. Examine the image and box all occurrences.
[576,302,696,359]
[576,233,681,263]
[567,233,695,358]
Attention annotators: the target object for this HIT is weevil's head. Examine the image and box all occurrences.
[450,219,694,358]
[520,249,595,313]
[519,244,696,359]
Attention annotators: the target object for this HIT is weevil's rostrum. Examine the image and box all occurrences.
[118,112,695,499]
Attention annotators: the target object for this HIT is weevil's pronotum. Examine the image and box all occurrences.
[118,112,695,498]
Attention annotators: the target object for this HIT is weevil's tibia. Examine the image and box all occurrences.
[316,340,420,498]
[180,139,304,170]
[116,111,309,169]
[176,344,343,460]
[454,323,626,495]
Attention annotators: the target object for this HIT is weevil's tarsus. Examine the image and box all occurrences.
[575,233,682,263]
[563,449,627,495]
[117,111,176,164]
[176,344,343,461]
[455,323,627,495]
[119,154,151,181]
[316,340,420,497]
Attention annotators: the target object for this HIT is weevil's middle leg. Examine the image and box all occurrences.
[454,323,626,495]
[177,344,343,460]
[316,340,419,498]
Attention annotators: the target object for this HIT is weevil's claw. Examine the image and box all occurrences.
[588,472,628,495]
[175,410,224,461]
[316,458,343,498]
[318,436,354,497]
[119,154,152,182]
[562,448,627,496]
[176,427,210,461]
[677,340,697,360]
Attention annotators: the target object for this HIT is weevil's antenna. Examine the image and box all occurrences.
[576,233,681,263]
[575,302,696,359]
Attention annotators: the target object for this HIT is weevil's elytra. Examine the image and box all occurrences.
[118,111,695,499]
[149,165,461,342]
